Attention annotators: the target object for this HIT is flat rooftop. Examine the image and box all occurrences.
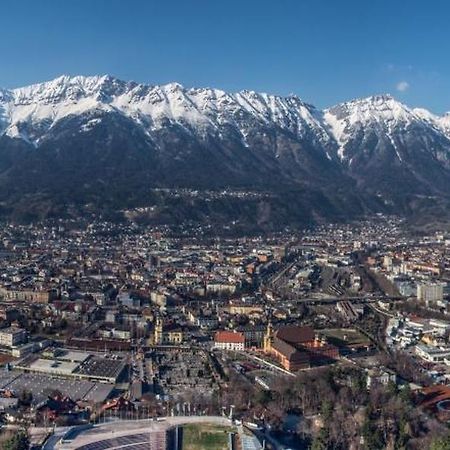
[28,358,80,376]
[57,350,91,363]
[0,371,113,404]
[74,356,125,382]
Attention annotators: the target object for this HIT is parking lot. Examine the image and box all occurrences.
[0,371,114,404]
[74,356,126,383]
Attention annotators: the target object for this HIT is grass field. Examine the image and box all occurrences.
[182,423,233,450]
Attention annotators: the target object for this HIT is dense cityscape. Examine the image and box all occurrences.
[3,1,450,449]
[0,216,448,448]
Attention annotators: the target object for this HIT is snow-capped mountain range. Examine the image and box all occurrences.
[1,75,450,224]
[0,75,332,148]
[1,75,450,158]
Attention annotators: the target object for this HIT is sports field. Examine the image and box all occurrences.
[182,423,233,450]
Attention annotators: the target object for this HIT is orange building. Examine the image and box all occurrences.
[264,324,338,371]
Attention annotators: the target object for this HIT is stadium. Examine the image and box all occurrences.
[47,416,263,450]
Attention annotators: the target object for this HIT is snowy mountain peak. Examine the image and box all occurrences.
[163,81,184,91]
[438,112,450,133]
[0,75,449,165]
[0,75,331,146]
[322,94,450,162]
[326,94,412,121]
[8,74,138,107]
[2,76,450,223]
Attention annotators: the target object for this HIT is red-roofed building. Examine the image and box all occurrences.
[214,331,245,351]
[418,385,450,421]
[264,324,338,371]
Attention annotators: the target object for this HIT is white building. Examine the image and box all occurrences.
[417,283,445,306]
[366,368,396,388]
[0,327,26,348]
[415,344,450,362]
[214,331,245,351]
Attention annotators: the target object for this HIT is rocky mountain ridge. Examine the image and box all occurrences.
[0,75,449,227]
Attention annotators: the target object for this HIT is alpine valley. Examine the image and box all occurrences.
[1,75,450,228]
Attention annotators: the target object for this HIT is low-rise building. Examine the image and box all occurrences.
[264,324,338,371]
[0,327,27,348]
[214,331,245,351]
[153,317,185,345]
[415,344,450,362]
[366,367,397,388]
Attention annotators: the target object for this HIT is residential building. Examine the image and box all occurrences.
[0,327,27,348]
[214,331,245,351]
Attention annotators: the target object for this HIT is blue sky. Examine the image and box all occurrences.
[1,0,449,113]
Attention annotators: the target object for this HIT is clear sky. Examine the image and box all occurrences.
[1,0,449,113]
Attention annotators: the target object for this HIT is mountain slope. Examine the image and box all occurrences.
[324,95,450,197]
[0,75,449,226]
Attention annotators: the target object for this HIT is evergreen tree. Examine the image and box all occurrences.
[430,436,450,450]
[3,430,29,450]
[310,428,329,450]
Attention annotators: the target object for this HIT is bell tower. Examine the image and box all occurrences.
[263,318,274,352]
[154,316,163,345]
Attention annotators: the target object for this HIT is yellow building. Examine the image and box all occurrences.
[153,317,184,345]
[263,321,274,352]
[226,304,263,315]
[0,287,50,303]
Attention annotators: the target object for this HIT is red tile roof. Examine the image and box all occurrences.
[275,325,315,345]
[419,385,450,410]
[215,331,245,344]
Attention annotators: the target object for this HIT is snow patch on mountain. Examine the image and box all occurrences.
[0,75,335,150]
[440,113,450,135]
[1,75,450,167]
[322,95,450,162]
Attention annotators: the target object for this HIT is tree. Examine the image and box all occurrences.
[3,430,29,450]
[398,383,412,406]
[310,428,329,450]
[395,417,409,450]
[320,399,333,425]
[255,389,272,407]
[19,389,32,407]
[386,380,398,396]
[431,436,450,450]
[362,416,384,450]
[353,370,367,391]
